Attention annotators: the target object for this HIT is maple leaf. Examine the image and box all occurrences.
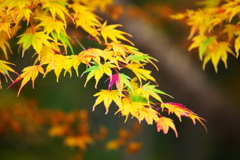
[0,0,31,11]
[156,116,178,137]
[70,3,101,37]
[99,21,133,45]
[17,32,53,55]
[188,113,208,132]
[222,24,240,42]
[0,21,11,38]
[126,51,158,65]
[162,103,207,131]
[45,54,69,82]
[162,103,194,121]
[35,15,66,37]
[107,73,132,92]
[0,31,12,59]
[41,0,71,25]
[106,42,128,59]
[136,106,159,125]
[0,60,17,89]
[199,36,217,60]
[188,35,208,53]
[78,48,117,67]
[116,97,146,122]
[9,8,33,25]
[126,63,156,84]
[51,31,74,54]
[93,89,124,114]
[38,46,69,82]
[136,83,172,104]
[202,41,234,72]
[82,62,116,88]
[223,1,240,22]
[64,48,115,77]
[9,65,44,96]
[63,55,80,77]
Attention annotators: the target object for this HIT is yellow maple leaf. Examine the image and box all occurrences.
[188,113,207,132]
[0,0,31,11]
[18,32,53,55]
[126,63,156,84]
[99,21,133,45]
[156,116,178,137]
[79,48,116,66]
[41,0,71,25]
[93,89,124,114]
[70,3,101,37]
[82,62,116,88]
[38,46,68,82]
[116,97,146,122]
[136,83,171,104]
[202,41,234,72]
[223,1,240,22]
[0,60,16,89]
[10,65,44,96]
[188,35,208,53]
[0,31,12,59]
[9,8,32,25]
[136,107,159,125]
[223,24,240,42]
[35,15,66,37]
[0,21,11,38]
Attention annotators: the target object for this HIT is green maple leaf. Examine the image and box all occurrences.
[18,32,53,55]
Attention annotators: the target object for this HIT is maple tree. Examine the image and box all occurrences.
[0,1,209,157]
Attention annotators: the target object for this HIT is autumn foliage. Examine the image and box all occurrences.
[0,1,208,154]
[171,0,240,72]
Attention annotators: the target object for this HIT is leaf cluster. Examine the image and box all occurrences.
[171,0,240,72]
[0,0,206,137]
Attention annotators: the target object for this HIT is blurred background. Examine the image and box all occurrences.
[1,0,240,160]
